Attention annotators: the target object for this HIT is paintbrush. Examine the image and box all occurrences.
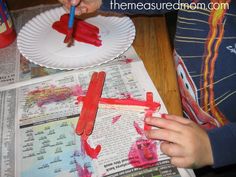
[64,5,76,47]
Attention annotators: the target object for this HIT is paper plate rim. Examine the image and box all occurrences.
[17,7,136,70]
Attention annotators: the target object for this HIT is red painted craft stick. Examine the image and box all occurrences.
[77,94,160,111]
[52,14,101,46]
[85,71,106,135]
[76,72,98,135]
[76,72,106,136]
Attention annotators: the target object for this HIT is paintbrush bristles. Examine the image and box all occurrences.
[64,29,74,47]
[64,5,76,47]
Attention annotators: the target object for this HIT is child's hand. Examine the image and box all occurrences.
[145,114,214,168]
[58,0,102,15]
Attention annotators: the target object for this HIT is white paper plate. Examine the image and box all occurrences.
[17,7,135,70]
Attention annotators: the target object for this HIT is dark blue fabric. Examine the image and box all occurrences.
[207,123,236,168]
[175,1,236,123]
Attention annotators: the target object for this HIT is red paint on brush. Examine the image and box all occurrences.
[52,14,102,47]
[81,135,101,159]
[63,28,73,44]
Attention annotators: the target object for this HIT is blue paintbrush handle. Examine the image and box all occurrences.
[68,5,76,29]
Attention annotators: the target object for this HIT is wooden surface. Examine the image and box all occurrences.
[7,0,182,116]
[132,16,182,116]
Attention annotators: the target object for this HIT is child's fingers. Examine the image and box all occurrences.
[145,117,186,132]
[80,6,88,14]
[163,114,191,124]
[145,128,180,144]
[75,6,88,15]
[160,141,184,157]
[71,0,81,6]
[75,8,82,15]
[170,157,195,168]
[62,5,70,13]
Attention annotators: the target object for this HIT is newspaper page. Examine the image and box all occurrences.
[0,88,16,177]
[0,41,18,86]
[0,47,195,177]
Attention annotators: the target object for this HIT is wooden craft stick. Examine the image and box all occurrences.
[76,72,98,135]
[85,71,106,135]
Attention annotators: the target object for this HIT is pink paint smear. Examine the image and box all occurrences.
[75,161,92,177]
[71,124,92,177]
[134,121,144,136]
[112,115,122,124]
[128,138,158,168]
[129,120,158,168]
[122,58,133,64]
[26,85,83,107]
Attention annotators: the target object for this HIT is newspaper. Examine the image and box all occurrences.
[0,41,18,86]
[0,4,195,177]
[0,47,195,177]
